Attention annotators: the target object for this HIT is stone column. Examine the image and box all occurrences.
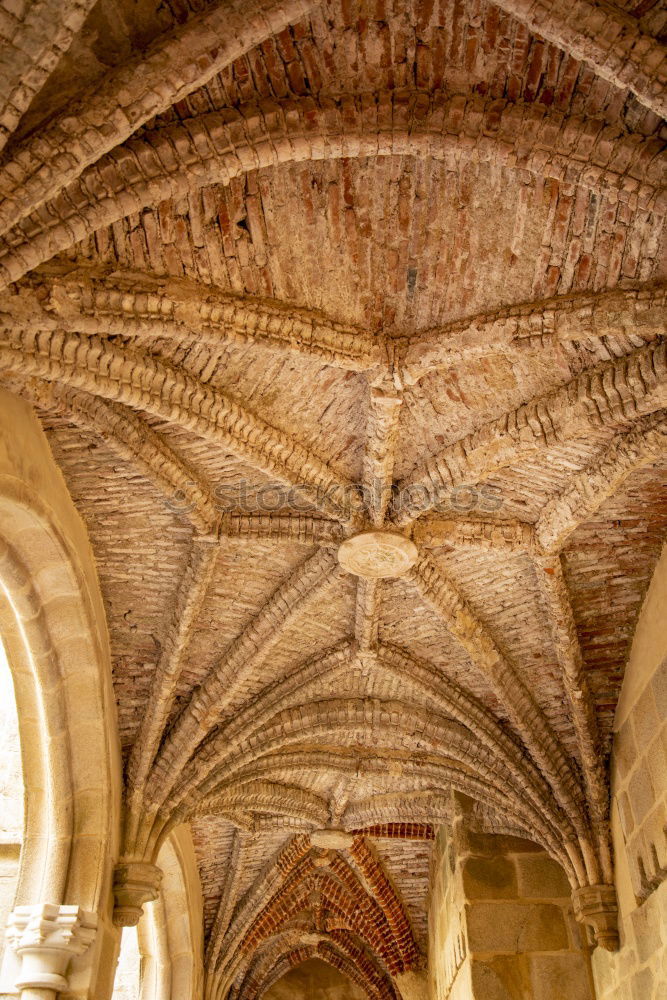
[2,904,97,998]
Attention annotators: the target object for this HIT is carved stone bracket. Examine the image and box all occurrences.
[5,903,97,992]
[572,884,620,951]
[112,861,163,927]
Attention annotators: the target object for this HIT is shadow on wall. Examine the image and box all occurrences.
[264,958,367,1000]
[592,541,667,1000]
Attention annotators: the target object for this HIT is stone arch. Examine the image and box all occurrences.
[0,636,23,950]
[135,825,205,1000]
[0,91,663,289]
[0,387,122,998]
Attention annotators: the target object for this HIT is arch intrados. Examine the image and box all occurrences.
[240,940,386,1000]
[251,947,382,1000]
[0,476,117,910]
[177,698,541,815]
[243,877,399,971]
[137,825,204,1000]
[0,91,662,289]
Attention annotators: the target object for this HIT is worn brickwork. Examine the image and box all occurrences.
[0,1,664,998]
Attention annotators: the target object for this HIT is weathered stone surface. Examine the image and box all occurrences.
[0,2,664,998]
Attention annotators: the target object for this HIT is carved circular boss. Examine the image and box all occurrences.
[337,531,418,579]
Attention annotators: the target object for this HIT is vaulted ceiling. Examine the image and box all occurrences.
[0,0,665,997]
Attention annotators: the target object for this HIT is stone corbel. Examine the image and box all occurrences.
[112,861,162,927]
[572,884,620,951]
[5,903,97,993]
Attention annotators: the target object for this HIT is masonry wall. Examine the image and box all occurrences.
[428,797,592,1000]
[264,959,367,1000]
[592,543,667,1000]
[0,641,22,962]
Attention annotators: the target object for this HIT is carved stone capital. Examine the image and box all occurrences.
[112,861,162,927]
[5,904,97,991]
[572,884,620,951]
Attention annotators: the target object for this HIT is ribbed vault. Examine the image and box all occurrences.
[0,0,665,996]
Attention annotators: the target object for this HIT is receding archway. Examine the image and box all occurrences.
[264,958,367,1000]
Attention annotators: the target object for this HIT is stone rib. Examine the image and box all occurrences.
[148,549,342,799]
[405,552,588,839]
[535,412,667,553]
[354,579,381,651]
[349,837,419,968]
[205,830,245,974]
[196,782,329,827]
[220,513,344,546]
[533,554,610,874]
[0,0,97,150]
[402,284,667,381]
[364,382,403,527]
[25,381,219,534]
[0,0,316,235]
[394,341,667,524]
[124,536,219,847]
[1,91,663,288]
[0,331,353,519]
[413,517,536,553]
[492,0,667,117]
[5,268,377,371]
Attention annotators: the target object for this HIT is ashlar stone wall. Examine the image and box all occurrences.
[592,543,667,1000]
[263,958,367,1000]
[0,640,22,963]
[428,794,592,1000]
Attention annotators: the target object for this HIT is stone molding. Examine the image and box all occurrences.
[572,883,620,951]
[4,903,97,992]
[112,862,163,927]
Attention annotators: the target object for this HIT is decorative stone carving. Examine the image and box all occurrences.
[310,829,354,851]
[5,904,97,992]
[112,861,163,927]
[338,531,418,579]
[572,884,620,951]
